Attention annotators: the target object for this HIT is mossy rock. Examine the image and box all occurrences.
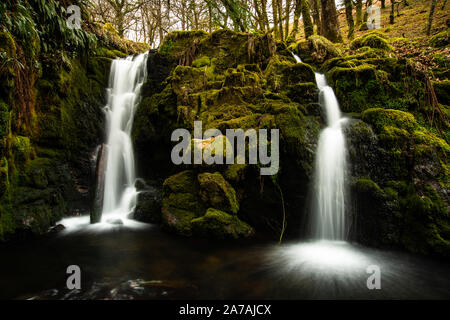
[432,80,450,106]
[350,32,392,51]
[0,158,9,198]
[429,28,449,48]
[224,164,247,184]
[133,186,162,223]
[362,108,416,133]
[326,63,387,112]
[400,189,450,257]
[352,178,384,197]
[171,65,207,96]
[12,136,33,164]
[0,99,10,138]
[265,56,315,92]
[96,47,128,59]
[197,172,239,214]
[191,208,254,240]
[294,35,341,65]
[161,170,204,236]
[159,30,208,59]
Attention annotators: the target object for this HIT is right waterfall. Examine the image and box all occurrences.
[310,72,348,240]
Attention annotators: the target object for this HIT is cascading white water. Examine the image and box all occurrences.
[101,52,148,222]
[311,73,347,240]
[293,53,347,240]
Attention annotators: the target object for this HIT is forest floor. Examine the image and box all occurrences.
[297,0,449,79]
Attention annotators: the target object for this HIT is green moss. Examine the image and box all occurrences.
[159,30,208,58]
[191,208,254,240]
[362,108,416,133]
[265,56,315,92]
[432,80,450,106]
[161,170,204,236]
[224,164,247,184]
[0,157,9,197]
[162,206,198,236]
[171,65,207,95]
[0,202,14,239]
[350,32,392,51]
[192,55,211,68]
[429,28,449,48]
[13,136,33,164]
[295,35,341,64]
[0,99,10,138]
[413,128,450,159]
[197,172,239,214]
[96,47,128,59]
[163,170,198,195]
[0,31,17,57]
[352,178,384,197]
[400,192,450,257]
[326,64,386,112]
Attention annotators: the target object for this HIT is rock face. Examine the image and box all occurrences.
[0,0,141,239]
[191,208,254,240]
[133,30,322,240]
[160,170,253,239]
[197,172,239,215]
[132,29,449,257]
[133,185,162,224]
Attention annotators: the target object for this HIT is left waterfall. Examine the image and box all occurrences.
[91,52,148,224]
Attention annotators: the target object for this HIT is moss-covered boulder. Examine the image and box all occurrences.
[264,56,316,92]
[350,32,392,51]
[345,113,450,258]
[161,170,203,236]
[197,172,239,214]
[362,108,416,133]
[326,64,384,112]
[293,35,341,65]
[429,28,449,48]
[432,80,450,106]
[191,208,254,240]
[133,185,162,223]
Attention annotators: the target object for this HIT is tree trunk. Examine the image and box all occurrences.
[355,0,363,26]
[289,0,302,41]
[344,0,355,39]
[277,0,284,40]
[320,0,343,42]
[301,0,314,38]
[273,0,279,39]
[311,0,321,34]
[285,0,291,40]
[390,0,395,24]
[426,0,437,35]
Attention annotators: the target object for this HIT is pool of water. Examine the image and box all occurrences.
[0,221,449,299]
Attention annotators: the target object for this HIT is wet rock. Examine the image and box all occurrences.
[48,224,65,234]
[23,279,199,300]
[133,185,162,223]
[106,218,123,225]
[197,172,239,214]
[161,170,203,236]
[191,208,254,240]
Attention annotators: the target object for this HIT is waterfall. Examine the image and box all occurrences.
[311,73,348,240]
[99,52,148,223]
[293,53,347,240]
